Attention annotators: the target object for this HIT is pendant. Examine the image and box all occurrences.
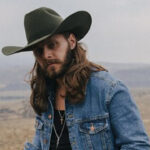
[60,118,63,125]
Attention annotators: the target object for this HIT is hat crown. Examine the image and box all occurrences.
[24,7,63,44]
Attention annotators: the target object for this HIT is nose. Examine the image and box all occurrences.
[43,44,52,59]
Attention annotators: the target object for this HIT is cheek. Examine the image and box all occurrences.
[55,52,66,61]
[55,42,70,60]
[57,47,69,61]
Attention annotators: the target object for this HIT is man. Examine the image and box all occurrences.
[2,7,150,150]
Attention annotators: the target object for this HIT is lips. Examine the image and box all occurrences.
[48,62,53,65]
[46,59,61,69]
[47,62,59,69]
[47,63,55,67]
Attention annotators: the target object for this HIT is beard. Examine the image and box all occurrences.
[41,47,73,79]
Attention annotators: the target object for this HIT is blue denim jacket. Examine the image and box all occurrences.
[24,71,150,150]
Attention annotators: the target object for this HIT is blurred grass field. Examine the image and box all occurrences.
[0,88,150,150]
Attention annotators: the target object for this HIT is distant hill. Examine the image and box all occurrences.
[100,62,150,88]
[0,65,31,91]
[0,62,150,92]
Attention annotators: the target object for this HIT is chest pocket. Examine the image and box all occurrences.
[79,114,108,134]
[79,115,110,150]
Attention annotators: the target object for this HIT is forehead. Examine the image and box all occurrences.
[35,34,65,47]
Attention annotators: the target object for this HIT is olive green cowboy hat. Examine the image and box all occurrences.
[2,7,92,56]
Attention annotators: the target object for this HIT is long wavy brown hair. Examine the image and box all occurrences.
[29,33,107,115]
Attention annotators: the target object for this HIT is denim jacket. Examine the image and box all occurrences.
[24,71,150,150]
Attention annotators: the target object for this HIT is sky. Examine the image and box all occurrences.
[1,0,150,66]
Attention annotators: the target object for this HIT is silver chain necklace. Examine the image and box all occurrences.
[53,110,66,149]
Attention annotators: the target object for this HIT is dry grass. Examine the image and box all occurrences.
[0,118,34,150]
[0,88,150,150]
[0,99,35,150]
[131,88,150,135]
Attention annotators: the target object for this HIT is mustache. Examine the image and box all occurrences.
[46,59,62,64]
[42,59,62,68]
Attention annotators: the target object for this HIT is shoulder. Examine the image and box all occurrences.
[88,71,129,96]
[89,71,119,87]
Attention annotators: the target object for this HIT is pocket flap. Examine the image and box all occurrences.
[79,118,107,134]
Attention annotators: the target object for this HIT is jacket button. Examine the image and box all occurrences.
[48,114,52,119]
[43,139,48,144]
[90,123,95,131]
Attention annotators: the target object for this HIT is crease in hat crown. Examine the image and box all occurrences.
[2,7,92,56]
[24,7,63,43]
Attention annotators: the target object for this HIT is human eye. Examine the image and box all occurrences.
[47,41,56,49]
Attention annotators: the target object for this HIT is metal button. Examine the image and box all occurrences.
[48,114,52,119]
[90,123,95,131]
[43,139,48,144]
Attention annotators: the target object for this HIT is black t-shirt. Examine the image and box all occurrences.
[49,108,72,150]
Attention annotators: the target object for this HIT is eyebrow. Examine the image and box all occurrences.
[35,37,54,48]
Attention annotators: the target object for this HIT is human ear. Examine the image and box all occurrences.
[68,33,77,50]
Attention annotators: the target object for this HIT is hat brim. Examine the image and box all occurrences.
[2,11,92,56]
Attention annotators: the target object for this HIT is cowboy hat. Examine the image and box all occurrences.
[2,7,92,56]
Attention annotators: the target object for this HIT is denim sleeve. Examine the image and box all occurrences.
[108,80,150,150]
